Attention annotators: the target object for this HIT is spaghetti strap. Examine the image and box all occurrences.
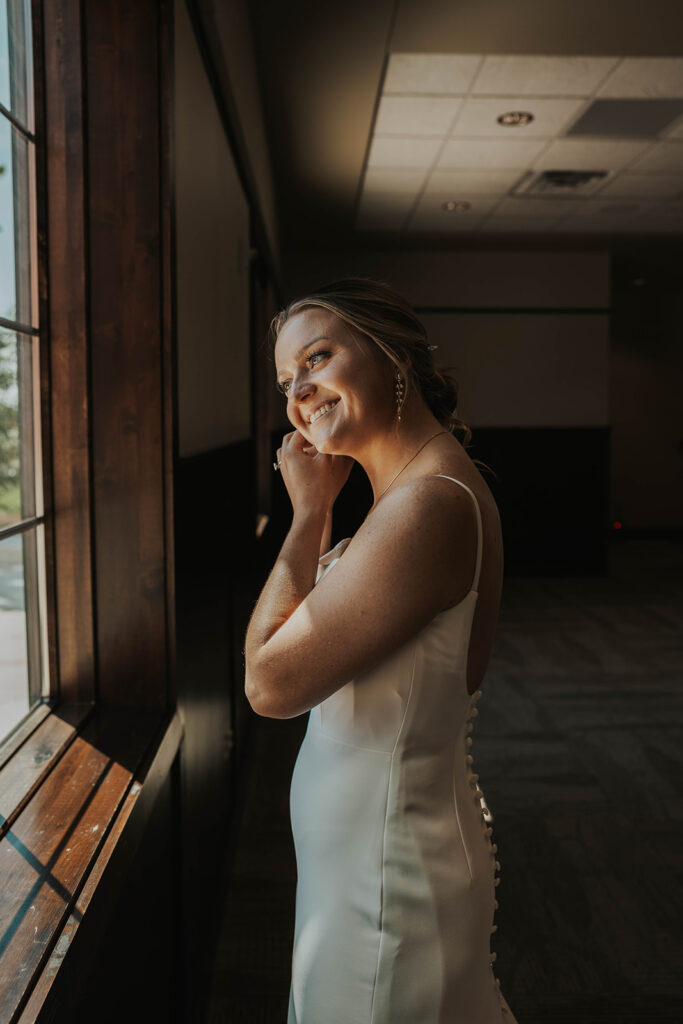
[432,475,483,592]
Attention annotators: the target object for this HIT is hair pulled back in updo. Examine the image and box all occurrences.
[269,276,494,476]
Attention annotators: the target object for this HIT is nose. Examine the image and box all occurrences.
[291,373,315,404]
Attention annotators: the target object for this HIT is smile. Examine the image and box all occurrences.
[308,399,339,424]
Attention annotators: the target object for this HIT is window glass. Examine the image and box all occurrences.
[0,0,33,132]
[0,2,10,113]
[0,529,29,735]
[0,0,48,745]
[0,115,32,326]
[0,330,35,527]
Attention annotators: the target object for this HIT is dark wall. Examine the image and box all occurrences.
[471,427,611,576]
[173,437,262,1020]
[610,245,683,532]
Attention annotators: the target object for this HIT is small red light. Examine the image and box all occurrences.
[612,520,622,530]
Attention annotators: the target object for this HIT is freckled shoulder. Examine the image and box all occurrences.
[346,474,480,611]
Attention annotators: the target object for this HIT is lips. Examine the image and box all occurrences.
[307,399,339,424]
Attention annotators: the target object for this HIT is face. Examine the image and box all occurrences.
[273,307,394,455]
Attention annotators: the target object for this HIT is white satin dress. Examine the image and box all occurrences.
[287,475,517,1024]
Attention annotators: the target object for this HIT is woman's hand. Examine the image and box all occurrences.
[275,429,353,517]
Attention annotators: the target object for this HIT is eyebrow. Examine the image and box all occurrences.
[276,335,330,382]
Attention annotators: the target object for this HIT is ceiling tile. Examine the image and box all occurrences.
[408,215,489,233]
[627,141,683,173]
[555,201,644,220]
[359,53,683,241]
[566,98,683,137]
[597,57,683,98]
[363,168,427,193]
[367,135,443,168]
[554,218,632,232]
[375,96,462,136]
[665,117,683,140]
[453,97,586,138]
[479,217,561,232]
[438,138,547,168]
[493,197,577,219]
[596,172,683,199]
[409,193,496,230]
[424,168,522,195]
[533,138,651,171]
[383,53,483,94]
[414,193,498,215]
[629,207,683,230]
[471,55,620,97]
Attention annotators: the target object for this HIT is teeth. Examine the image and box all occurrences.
[309,400,338,423]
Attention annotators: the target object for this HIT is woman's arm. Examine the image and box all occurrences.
[247,426,347,679]
[244,506,328,705]
[244,475,479,720]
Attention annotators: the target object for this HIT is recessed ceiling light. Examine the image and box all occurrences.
[441,200,471,212]
[497,111,534,126]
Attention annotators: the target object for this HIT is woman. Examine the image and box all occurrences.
[244,278,517,1024]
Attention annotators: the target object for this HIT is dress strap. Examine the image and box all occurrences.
[318,536,352,566]
[432,475,483,593]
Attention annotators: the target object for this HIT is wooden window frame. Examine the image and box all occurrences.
[0,1,181,1019]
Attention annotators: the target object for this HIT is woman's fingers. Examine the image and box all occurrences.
[281,429,317,459]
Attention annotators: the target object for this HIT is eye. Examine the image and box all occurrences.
[306,348,330,369]
[276,349,330,396]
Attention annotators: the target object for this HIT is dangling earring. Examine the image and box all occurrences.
[394,368,406,422]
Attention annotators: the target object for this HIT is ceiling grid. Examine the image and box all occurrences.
[357,54,683,237]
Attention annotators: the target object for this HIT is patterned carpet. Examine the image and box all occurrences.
[205,539,683,1023]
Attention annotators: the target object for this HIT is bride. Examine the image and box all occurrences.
[245,277,516,1024]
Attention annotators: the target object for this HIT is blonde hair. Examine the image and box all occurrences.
[269,276,496,478]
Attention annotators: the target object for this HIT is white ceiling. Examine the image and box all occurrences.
[357,55,683,236]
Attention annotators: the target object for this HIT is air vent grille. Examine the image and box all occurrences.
[511,169,609,198]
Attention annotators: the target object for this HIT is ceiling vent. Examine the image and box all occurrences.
[566,98,683,137]
[511,169,609,198]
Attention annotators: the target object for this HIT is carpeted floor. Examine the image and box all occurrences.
[205,539,683,1023]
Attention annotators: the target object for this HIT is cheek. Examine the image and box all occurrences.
[287,403,312,435]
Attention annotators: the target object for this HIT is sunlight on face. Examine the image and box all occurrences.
[274,307,393,455]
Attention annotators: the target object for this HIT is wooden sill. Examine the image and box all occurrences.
[0,701,184,1022]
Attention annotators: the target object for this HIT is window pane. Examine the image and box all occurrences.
[0,3,8,112]
[0,526,46,738]
[0,329,35,527]
[0,529,28,734]
[0,0,33,132]
[0,113,32,326]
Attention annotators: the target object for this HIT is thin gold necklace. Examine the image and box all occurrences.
[369,429,449,513]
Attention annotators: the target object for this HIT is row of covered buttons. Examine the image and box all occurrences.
[464,689,509,1016]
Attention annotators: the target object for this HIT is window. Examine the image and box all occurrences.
[0,0,49,742]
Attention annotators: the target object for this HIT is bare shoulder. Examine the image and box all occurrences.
[343,472,482,611]
[360,472,480,539]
